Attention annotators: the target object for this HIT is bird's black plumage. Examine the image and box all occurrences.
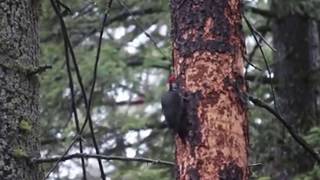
[161,87,187,142]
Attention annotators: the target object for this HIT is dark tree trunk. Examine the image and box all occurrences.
[271,1,320,178]
[170,0,249,179]
[274,16,320,132]
[0,1,42,179]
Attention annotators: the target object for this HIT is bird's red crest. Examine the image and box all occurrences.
[168,75,176,84]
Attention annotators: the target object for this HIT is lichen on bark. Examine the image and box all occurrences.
[0,0,42,179]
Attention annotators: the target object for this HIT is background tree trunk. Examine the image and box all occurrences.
[170,0,249,179]
[271,1,320,178]
[0,1,42,179]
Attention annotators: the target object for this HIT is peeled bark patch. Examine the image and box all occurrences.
[171,0,249,179]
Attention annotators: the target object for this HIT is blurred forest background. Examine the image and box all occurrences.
[37,0,320,179]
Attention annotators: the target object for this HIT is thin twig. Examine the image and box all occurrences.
[244,56,263,71]
[250,26,276,52]
[71,7,163,46]
[249,163,263,168]
[245,74,273,84]
[79,1,112,133]
[244,15,278,111]
[248,95,320,163]
[63,26,87,180]
[35,152,262,168]
[43,136,78,179]
[244,20,271,90]
[49,0,111,179]
[47,1,87,179]
[33,153,175,166]
[116,0,169,61]
[62,5,109,180]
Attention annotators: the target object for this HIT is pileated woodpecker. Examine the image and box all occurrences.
[161,75,187,142]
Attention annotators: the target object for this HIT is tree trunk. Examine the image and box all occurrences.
[0,1,42,179]
[270,1,320,178]
[170,0,249,179]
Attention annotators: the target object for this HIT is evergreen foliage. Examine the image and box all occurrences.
[37,0,320,179]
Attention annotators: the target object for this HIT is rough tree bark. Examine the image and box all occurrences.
[170,0,249,179]
[270,1,320,178]
[0,0,42,179]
